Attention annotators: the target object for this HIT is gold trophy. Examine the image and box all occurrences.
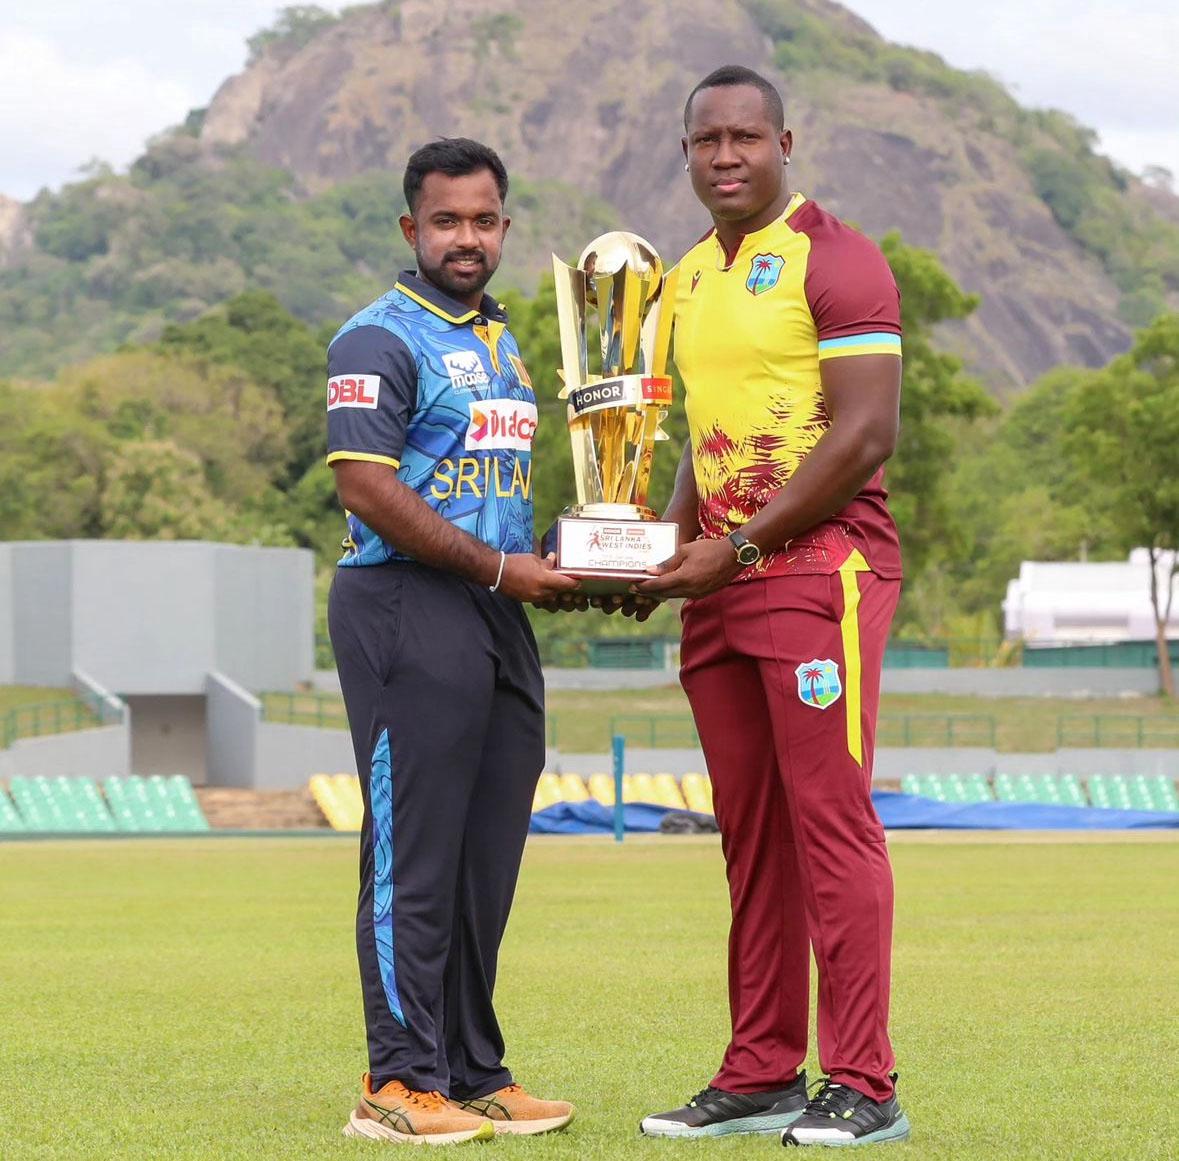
[546,232,680,593]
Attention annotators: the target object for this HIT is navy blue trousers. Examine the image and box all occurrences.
[328,561,544,1097]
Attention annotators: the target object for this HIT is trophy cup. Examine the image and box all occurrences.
[546,232,680,593]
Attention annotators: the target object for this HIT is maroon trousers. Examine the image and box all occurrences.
[679,563,900,1102]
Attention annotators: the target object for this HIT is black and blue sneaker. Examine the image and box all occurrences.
[640,1074,808,1138]
[781,1075,910,1147]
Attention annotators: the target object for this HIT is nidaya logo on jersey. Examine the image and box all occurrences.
[443,350,491,391]
[465,399,538,450]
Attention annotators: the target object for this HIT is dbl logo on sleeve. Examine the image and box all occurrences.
[327,374,380,410]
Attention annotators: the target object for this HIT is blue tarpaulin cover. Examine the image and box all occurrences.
[528,792,1179,835]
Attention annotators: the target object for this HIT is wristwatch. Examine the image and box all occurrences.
[727,530,762,567]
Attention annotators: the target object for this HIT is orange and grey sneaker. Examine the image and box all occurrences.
[343,1073,495,1145]
[450,1083,574,1136]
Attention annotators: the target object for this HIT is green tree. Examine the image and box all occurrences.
[1062,313,1179,695]
[878,233,997,588]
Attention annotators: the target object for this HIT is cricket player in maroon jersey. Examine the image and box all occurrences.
[634,66,911,1147]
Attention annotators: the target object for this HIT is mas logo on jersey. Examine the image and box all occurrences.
[327,374,380,410]
[443,350,491,391]
[465,399,538,451]
[746,253,785,296]
[795,659,842,710]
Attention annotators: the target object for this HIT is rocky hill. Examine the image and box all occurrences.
[3,0,1178,388]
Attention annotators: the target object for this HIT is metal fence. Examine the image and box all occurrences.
[261,691,350,730]
[318,631,1178,672]
[263,698,1179,753]
[1,699,105,750]
[1056,715,1179,748]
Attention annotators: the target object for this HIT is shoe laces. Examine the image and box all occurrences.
[687,1086,726,1109]
[803,1080,862,1120]
[402,1087,448,1112]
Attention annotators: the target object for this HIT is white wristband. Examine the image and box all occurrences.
[489,551,507,593]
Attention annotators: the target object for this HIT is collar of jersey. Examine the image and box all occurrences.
[394,270,507,325]
[712,191,808,270]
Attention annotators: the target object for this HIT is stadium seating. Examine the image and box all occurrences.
[103,775,210,832]
[1088,773,1179,812]
[558,772,589,802]
[652,772,688,810]
[0,774,206,833]
[0,784,26,832]
[309,773,363,831]
[587,772,615,805]
[900,772,994,803]
[680,772,713,815]
[532,772,563,813]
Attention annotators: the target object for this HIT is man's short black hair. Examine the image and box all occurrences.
[402,138,509,213]
[683,65,785,132]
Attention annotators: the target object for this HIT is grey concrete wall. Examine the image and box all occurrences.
[72,541,217,694]
[214,546,314,691]
[11,542,72,685]
[256,722,357,789]
[207,672,355,789]
[0,546,13,684]
[126,694,207,783]
[2,541,314,694]
[205,672,259,789]
[881,667,1160,697]
[0,725,129,780]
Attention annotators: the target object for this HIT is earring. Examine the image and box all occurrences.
[684,163,689,171]
[784,156,791,165]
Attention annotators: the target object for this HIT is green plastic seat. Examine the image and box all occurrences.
[104,776,147,831]
[11,776,70,830]
[922,774,948,802]
[0,786,26,833]
[1144,776,1179,812]
[165,775,210,830]
[962,773,990,801]
[900,774,923,797]
[1088,774,1133,811]
[1056,774,1088,808]
[941,774,970,804]
[995,773,1042,804]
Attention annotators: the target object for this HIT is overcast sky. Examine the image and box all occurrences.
[1,1,1176,201]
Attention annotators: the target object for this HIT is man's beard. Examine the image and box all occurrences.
[416,247,495,300]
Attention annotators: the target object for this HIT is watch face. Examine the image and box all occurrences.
[737,543,760,565]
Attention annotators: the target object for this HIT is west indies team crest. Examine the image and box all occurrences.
[746,252,785,295]
[795,659,842,709]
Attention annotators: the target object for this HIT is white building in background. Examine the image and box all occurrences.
[1003,549,1179,644]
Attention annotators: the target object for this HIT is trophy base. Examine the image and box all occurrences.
[543,506,679,595]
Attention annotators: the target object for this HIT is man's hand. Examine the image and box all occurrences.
[532,590,590,613]
[633,537,741,600]
[498,552,581,603]
[591,593,663,622]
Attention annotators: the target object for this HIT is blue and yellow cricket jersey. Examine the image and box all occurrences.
[326,272,537,566]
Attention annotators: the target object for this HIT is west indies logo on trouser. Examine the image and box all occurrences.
[795,659,843,708]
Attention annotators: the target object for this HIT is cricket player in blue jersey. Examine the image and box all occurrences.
[326,138,578,1145]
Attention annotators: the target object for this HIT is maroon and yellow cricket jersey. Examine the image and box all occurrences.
[673,192,903,580]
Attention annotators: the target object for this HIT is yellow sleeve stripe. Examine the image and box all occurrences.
[818,332,902,361]
[326,451,401,469]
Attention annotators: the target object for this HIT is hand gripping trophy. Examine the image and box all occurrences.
[546,232,680,593]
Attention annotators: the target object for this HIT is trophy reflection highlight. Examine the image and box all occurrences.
[547,232,680,593]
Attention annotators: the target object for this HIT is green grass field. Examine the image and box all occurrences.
[1,834,1175,1159]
